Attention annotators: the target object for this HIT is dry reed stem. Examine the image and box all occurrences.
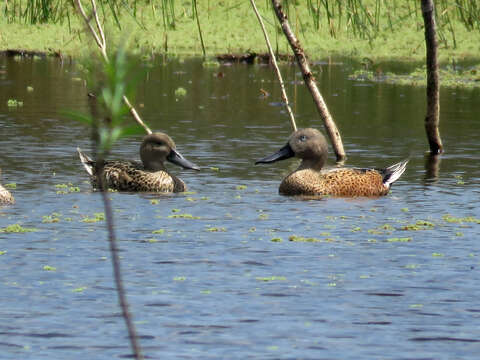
[250,0,297,132]
[74,0,152,135]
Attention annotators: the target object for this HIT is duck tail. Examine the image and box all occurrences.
[383,159,408,187]
[77,147,94,176]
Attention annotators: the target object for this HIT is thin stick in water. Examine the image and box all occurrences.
[74,0,152,135]
[250,0,297,132]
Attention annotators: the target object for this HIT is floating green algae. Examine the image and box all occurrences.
[270,237,282,242]
[402,220,435,231]
[205,227,226,232]
[4,183,16,189]
[255,276,286,282]
[173,276,186,281]
[152,229,165,234]
[0,224,38,233]
[81,212,105,223]
[386,237,412,242]
[442,214,480,224]
[167,213,201,219]
[43,265,57,271]
[289,235,322,243]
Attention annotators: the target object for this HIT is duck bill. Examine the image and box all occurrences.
[167,149,200,171]
[255,143,295,164]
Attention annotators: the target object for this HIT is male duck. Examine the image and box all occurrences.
[256,128,408,197]
[0,169,15,205]
[78,132,200,192]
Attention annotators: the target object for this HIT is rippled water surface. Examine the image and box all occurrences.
[1,55,480,359]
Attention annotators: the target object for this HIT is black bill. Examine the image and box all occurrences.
[167,149,200,171]
[255,143,295,164]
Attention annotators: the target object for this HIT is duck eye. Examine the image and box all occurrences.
[299,135,307,142]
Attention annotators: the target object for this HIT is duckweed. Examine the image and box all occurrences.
[255,276,286,282]
[81,212,105,223]
[386,237,412,242]
[43,265,57,271]
[289,235,322,242]
[0,224,38,233]
[206,227,226,232]
[167,213,201,219]
[402,220,435,231]
[442,215,480,224]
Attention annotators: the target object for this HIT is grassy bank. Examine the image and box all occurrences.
[1,1,480,63]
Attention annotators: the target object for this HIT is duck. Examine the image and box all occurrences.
[78,132,200,192]
[255,128,408,197]
[0,169,15,205]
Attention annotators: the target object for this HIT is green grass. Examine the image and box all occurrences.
[1,1,479,63]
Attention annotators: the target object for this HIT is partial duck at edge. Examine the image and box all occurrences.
[256,128,408,197]
[78,132,200,193]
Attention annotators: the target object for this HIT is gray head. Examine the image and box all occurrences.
[256,128,329,170]
[140,132,200,171]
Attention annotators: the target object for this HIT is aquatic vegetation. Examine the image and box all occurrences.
[152,229,165,234]
[42,213,61,223]
[0,224,38,233]
[173,276,186,281]
[289,235,322,243]
[4,183,16,189]
[43,265,56,271]
[258,213,269,220]
[174,87,187,97]
[402,220,435,231]
[210,167,220,172]
[27,86,34,92]
[81,212,106,223]
[432,252,445,257]
[7,99,23,107]
[270,237,282,242]
[150,199,159,205]
[349,64,480,89]
[386,237,412,242]
[442,214,480,224]
[55,183,80,194]
[72,287,87,292]
[205,227,226,232]
[167,213,201,219]
[236,185,247,190]
[255,276,286,282]
[0,250,6,255]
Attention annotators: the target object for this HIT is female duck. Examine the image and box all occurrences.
[256,128,407,197]
[0,170,15,205]
[78,132,200,192]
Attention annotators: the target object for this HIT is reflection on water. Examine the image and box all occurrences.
[1,55,480,360]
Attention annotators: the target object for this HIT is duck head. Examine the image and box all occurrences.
[140,132,200,171]
[255,128,328,170]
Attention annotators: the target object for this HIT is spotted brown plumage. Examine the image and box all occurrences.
[78,132,200,193]
[0,169,15,205]
[256,128,408,197]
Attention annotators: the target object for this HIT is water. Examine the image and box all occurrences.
[1,55,480,360]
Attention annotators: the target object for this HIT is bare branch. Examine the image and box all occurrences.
[271,0,346,162]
